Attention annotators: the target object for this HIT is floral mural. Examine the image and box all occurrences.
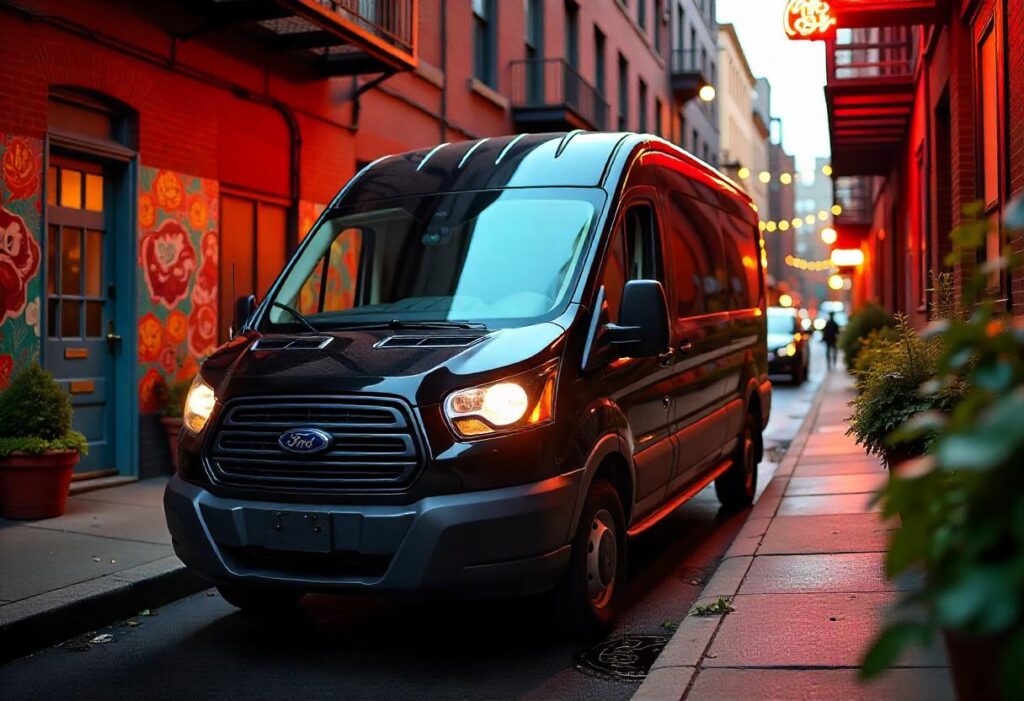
[0,134,43,389]
[137,167,218,412]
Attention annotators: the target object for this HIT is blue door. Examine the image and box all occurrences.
[44,156,117,476]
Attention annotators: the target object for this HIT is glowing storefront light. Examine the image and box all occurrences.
[784,0,838,40]
[831,248,865,267]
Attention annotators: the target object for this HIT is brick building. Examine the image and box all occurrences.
[821,0,1024,321]
[0,0,720,482]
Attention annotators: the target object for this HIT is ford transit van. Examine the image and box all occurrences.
[164,131,770,635]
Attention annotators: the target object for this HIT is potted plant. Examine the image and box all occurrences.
[0,363,88,519]
[861,199,1024,701]
[838,302,894,373]
[161,379,190,473]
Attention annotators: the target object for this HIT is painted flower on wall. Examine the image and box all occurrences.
[141,219,197,309]
[166,309,188,345]
[153,170,184,211]
[188,196,209,231]
[159,346,178,375]
[176,354,199,382]
[188,303,217,358]
[2,137,40,201]
[0,206,40,324]
[0,353,12,390]
[138,366,167,414]
[24,299,39,335]
[139,192,156,230]
[138,311,164,362]
[192,231,218,308]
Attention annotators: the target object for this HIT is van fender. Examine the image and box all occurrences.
[565,432,635,543]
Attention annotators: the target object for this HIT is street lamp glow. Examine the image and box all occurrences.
[828,274,845,291]
[779,173,793,185]
[818,210,829,221]
[831,204,843,216]
[820,227,837,245]
[831,248,865,267]
[822,164,833,177]
[758,171,771,184]
[698,84,717,102]
[778,293,794,308]
[805,214,816,225]
[737,166,751,180]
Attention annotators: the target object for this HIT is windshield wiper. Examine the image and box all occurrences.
[332,319,488,331]
[271,302,318,333]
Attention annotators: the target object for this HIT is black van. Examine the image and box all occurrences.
[164,131,770,634]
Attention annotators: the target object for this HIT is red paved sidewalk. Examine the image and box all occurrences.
[635,372,954,701]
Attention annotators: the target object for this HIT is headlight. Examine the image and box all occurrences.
[444,361,557,438]
[776,342,798,358]
[183,375,216,435]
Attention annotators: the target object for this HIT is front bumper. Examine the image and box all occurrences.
[164,471,581,597]
[767,351,800,375]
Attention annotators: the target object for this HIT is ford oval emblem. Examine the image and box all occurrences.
[278,428,333,454]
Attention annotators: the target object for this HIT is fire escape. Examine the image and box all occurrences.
[181,0,418,75]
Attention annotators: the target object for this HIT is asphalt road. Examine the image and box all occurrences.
[1,345,827,701]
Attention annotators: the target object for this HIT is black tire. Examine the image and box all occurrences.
[216,583,305,614]
[715,412,759,509]
[552,478,627,639]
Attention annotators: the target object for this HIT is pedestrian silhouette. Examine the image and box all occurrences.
[822,312,840,370]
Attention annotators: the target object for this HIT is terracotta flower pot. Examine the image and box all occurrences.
[0,450,79,519]
[944,629,1008,701]
[160,416,184,473]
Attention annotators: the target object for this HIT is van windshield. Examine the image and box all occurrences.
[263,188,604,330]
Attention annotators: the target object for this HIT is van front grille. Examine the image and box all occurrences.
[205,396,423,493]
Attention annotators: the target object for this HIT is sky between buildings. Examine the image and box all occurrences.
[716,0,831,181]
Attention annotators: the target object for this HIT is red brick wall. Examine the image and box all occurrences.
[1008,0,1024,312]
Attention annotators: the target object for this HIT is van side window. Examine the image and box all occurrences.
[623,205,661,282]
[599,230,627,322]
[666,191,727,316]
[722,215,760,310]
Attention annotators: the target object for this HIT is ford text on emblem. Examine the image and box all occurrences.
[278,428,333,454]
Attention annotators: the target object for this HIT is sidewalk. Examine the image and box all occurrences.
[635,372,955,700]
[0,477,204,661]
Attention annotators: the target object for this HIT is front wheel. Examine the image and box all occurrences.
[552,478,627,639]
[216,583,305,615]
[715,412,759,509]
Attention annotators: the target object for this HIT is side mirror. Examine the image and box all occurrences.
[231,294,256,339]
[605,280,670,359]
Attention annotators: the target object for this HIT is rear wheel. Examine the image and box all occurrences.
[715,412,759,509]
[216,583,304,614]
[552,478,627,639]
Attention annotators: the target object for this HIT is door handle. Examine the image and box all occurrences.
[106,320,122,347]
[657,350,674,367]
[678,339,694,354]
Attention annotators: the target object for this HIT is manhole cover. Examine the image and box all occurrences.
[576,634,670,682]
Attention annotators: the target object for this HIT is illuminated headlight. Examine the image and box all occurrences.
[776,343,798,358]
[183,374,216,435]
[444,361,557,438]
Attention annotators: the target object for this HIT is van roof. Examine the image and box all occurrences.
[336,132,752,213]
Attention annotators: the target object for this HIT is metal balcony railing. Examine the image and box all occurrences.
[827,26,916,82]
[509,59,609,131]
[670,48,705,76]
[834,175,874,226]
[310,0,416,56]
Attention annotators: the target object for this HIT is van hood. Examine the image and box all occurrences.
[199,322,567,407]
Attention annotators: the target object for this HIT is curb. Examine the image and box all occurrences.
[0,556,207,664]
[632,376,832,701]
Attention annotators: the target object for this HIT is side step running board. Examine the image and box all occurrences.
[626,458,733,537]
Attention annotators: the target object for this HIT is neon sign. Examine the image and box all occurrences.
[784,0,838,40]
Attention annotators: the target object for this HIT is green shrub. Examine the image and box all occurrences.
[162,379,191,419]
[847,316,965,466]
[0,363,87,457]
[839,302,894,372]
[852,326,900,380]
[861,198,1024,699]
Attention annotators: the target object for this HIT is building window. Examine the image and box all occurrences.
[675,3,685,50]
[654,97,663,137]
[692,129,699,155]
[594,27,607,95]
[977,22,1003,292]
[654,1,663,52]
[220,194,288,342]
[638,78,648,133]
[638,0,647,30]
[524,0,543,102]
[618,54,629,130]
[565,0,579,68]
[473,0,497,87]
